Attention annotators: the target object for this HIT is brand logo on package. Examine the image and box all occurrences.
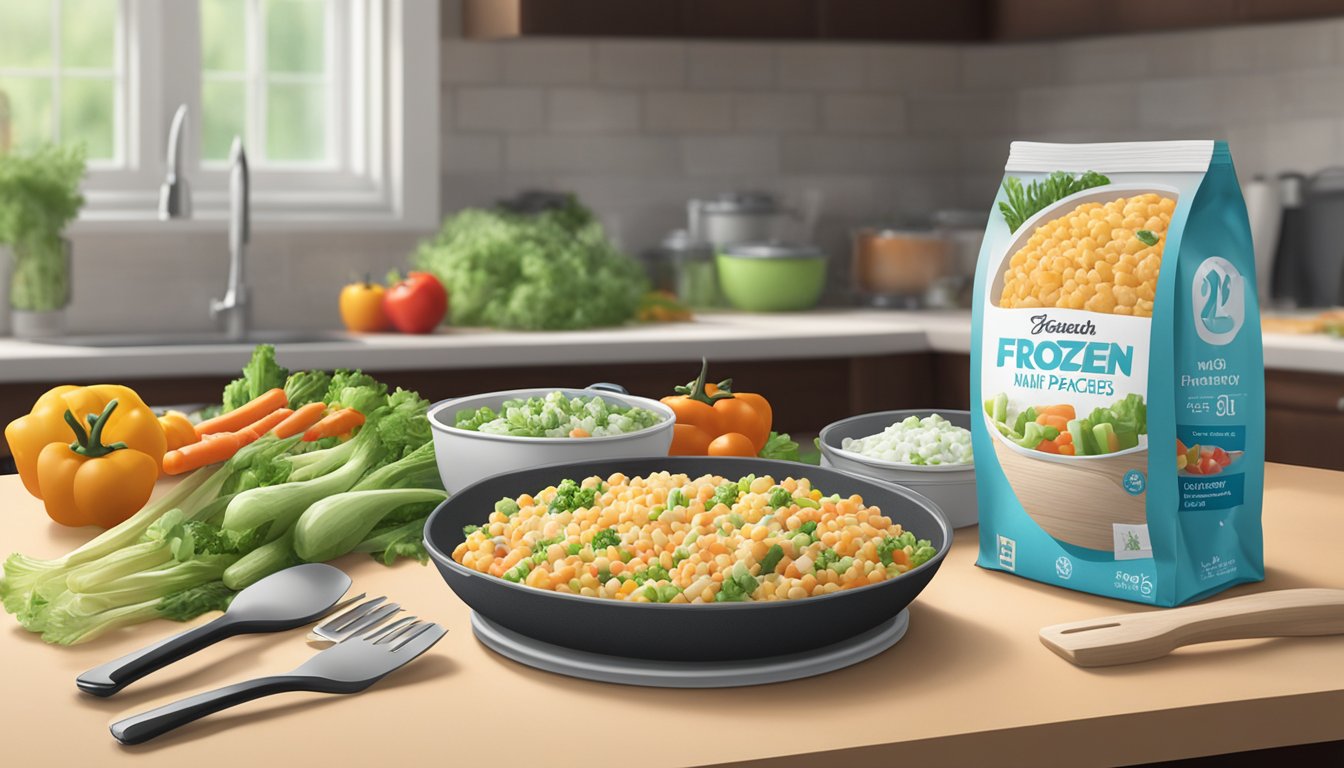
[1192,257,1245,345]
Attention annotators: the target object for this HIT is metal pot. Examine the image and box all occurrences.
[688,191,792,246]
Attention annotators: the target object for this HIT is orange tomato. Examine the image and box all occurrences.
[339,280,391,333]
[670,423,715,456]
[713,397,770,453]
[707,432,756,457]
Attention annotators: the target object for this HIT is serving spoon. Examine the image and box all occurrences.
[77,563,352,697]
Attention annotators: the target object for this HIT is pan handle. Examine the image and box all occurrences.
[586,382,628,395]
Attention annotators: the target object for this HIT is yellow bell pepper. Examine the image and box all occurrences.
[158,410,201,452]
[37,400,159,528]
[5,384,167,498]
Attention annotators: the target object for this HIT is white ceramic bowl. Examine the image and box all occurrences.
[427,387,676,493]
[818,409,978,529]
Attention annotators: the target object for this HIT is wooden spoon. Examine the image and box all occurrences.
[1040,588,1344,667]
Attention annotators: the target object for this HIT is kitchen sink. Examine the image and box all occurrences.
[31,330,350,347]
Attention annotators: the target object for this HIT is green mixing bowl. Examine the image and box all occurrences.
[716,243,827,312]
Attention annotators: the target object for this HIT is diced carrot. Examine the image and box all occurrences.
[1036,439,1060,454]
[1058,443,1076,455]
[1036,404,1077,419]
[195,388,288,437]
[1037,414,1069,430]
[1056,431,1074,445]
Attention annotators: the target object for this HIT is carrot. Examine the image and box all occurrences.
[1036,439,1060,454]
[1036,404,1076,419]
[163,432,244,475]
[302,407,365,442]
[241,408,293,441]
[1056,431,1074,445]
[195,388,288,437]
[1058,443,1076,455]
[1036,413,1069,430]
[273,402,327,439]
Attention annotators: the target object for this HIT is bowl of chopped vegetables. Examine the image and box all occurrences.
[427,387,675,493]
[423,456,949,661]
[819,410,978,528]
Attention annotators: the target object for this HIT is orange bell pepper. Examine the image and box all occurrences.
[36,400,159,528]
[661,359,773,455]
[6,384,167,497]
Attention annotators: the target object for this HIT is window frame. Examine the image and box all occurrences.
[73,0,438,232]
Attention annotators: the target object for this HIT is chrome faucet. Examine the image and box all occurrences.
[210,137,250,340]
[158,105,190,219]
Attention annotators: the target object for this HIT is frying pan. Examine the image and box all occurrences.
[423,457,951,662]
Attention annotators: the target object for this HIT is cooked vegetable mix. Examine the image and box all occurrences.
[451,472,937,603]
[454,391,663,438]
[841,414,973,466]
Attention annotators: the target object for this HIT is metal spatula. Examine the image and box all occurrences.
[1040,587,1344,667]
[77,564,352,697]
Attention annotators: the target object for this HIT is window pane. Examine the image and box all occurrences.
[59,76,114,159]
[265,81,324,161]
[0,77,54,151]
[202,77,246,161]
[0,0,53,69]
[265,0,326,74]
[60,0,116,69]
[201,0,245,72]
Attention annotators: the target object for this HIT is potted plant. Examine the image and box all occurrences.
[0,144,85,337]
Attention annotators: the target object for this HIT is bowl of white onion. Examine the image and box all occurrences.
[819,410,978,529]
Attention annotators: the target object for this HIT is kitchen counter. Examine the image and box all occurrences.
[0,309,1340,383]
[1,463,1341,767]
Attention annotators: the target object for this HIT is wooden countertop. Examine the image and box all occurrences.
[1,464,1342,767]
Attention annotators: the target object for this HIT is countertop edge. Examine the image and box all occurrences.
[0,310,1341,383]
[705,688,1344,768]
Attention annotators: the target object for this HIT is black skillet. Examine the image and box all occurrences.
[424,456,950,662]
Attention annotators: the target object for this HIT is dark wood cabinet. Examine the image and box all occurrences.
[463,0,1344,43]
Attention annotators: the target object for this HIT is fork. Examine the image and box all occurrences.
[308,595,410,644]
[110,620,447,745]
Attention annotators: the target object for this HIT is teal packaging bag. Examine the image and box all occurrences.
[971,141,1264,607]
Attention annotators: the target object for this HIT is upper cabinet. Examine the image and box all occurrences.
[463,0,1344,42]
[463,0,992,42]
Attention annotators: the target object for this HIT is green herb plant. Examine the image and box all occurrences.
[0,144,86,311]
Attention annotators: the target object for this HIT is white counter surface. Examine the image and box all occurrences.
[0,309,1339,383]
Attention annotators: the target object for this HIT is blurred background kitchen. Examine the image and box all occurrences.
[1,0,1343,471]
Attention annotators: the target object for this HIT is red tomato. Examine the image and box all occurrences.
[1184,460,1202,475]
[1199,456,1222,475]
[1210,446,1232,466]
[383,272,448,334]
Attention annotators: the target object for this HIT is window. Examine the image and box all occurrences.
[0,0,437,228]
[200,0,338,166]
[0,0,127,164]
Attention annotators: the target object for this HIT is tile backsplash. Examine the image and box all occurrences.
[439,16,1344,275]
[50,14,1344,334]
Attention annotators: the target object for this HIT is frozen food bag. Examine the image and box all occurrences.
[972,141,1264,606]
